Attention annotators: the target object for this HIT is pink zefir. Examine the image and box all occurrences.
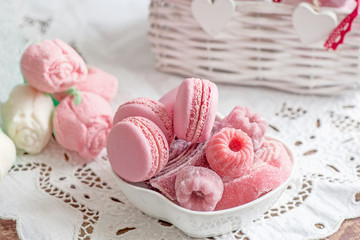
[21,39,87,93]
[53,66,118,102]
[53,91,113,160]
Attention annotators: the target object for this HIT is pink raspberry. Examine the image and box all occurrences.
[206,128,254,177]
[175,166,223,211]
[221,105,268,150]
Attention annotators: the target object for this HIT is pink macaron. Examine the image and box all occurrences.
[174,78,218,143]
[113,97,174,144]
[158,86,178,116]
[107,116,169,182]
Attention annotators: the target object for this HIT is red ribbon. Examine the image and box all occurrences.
[324,0,360,50]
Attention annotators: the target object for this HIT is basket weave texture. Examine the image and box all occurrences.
[148,0,360,95]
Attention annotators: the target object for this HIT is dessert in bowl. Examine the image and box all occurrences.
[108,78,295,237]
[111,136,295,238]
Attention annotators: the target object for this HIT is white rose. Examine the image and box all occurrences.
[1,84,54,154]
[0,129,16,180]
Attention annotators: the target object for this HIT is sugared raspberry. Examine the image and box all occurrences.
[206,128,254,177]
[221,105,268,150]
[175,166,223,211]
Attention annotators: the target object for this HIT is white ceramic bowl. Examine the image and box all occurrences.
[112,136,295,238]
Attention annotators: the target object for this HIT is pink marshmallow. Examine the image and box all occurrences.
[53,92,113,159]
[21,39,87,93]
[53,66,118,102]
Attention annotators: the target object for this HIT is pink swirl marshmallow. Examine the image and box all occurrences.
[53,66,118,102]
[53,92,112,159]
[21,39,87,93]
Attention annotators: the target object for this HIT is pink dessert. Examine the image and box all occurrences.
[255,139,293,183]
[158,86,178,116]
[149,142,210,200]
[107,78,293,212]
[53,92,112,159]
[113,97,174,144]
[215,162,281,211]
[206,128,254,177]
[175,166,223,211]
[221,105,268,150]
[53,66,118,102]
[21,39,87,93]
[107,117,169,182]
[215,140,292,210]
[174,78,218,143]
[168,139,191,160]
[215,178,258,211]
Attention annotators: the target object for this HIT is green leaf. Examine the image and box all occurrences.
[66,87,82,105]
[74,93,82,105]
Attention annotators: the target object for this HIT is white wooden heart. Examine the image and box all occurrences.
[191,0,235,37]
[292,3,338,45]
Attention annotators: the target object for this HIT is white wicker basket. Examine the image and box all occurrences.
[148,0,360,95]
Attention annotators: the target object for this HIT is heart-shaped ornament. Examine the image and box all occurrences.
[292,3,338,45]
[191,0,235,37]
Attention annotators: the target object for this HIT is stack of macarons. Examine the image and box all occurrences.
[108,78,293,212]
[1,39,117,160]
[107,78,218,182]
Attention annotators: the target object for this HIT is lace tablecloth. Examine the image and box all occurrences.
[0,0,360,239]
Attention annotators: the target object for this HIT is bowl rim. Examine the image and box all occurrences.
[111,135,296,216]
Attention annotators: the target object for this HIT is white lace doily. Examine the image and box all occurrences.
[1,1,360,239]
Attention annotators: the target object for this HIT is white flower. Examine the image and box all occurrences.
[0,130,16,180]
[1,84,54,154]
